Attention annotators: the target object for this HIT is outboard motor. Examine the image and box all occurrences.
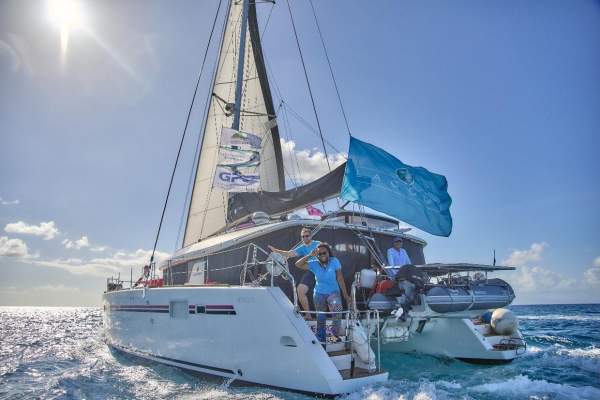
[391,265,428,320]
[365,265,428,317]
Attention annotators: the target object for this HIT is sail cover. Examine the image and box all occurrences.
[183,1,285,246]
[228,162,346,222]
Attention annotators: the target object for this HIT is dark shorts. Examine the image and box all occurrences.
[299,271,315,288]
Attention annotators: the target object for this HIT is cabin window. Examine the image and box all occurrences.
[170,301,188,319]
[334,243,347,252]
[188,259,207,285]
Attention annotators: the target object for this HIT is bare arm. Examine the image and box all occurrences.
[295,248,318,270]
[268,245,297,259]
[336,269,351,305]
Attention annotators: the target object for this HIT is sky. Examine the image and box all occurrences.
[1,0,599,306]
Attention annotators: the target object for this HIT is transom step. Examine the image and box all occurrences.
[339,368,384,380]
[329,352,351,371]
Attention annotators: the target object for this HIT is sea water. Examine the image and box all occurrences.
[0,304,598,399]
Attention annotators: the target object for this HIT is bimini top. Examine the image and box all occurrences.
[160,217,427,270]
[416,263,516,277]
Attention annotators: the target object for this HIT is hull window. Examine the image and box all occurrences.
[170,301,189,319]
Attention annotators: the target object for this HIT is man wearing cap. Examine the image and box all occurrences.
[386,237,412,278]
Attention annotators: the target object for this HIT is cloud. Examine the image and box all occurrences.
[28,248,170,277]
[62,235,108,252]
[584,267,600,285]
[280,138,346,185]
[503,242,547,267]
[0,196,19,206]
[62,236,90,249]
[90,246,108,252]
[4,221,59,240]
[583,256,600,286]
[0,236,29,257]
[499,242,576,294]
[510,266,577,292]
[497,244,600,303]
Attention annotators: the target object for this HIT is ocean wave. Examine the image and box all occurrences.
[3,306,600,400]
[519,314,600,321]
[179,388,286,400]
[521,344,600,374]
[552,347,600,374]
[340,380,465,400]
[472,375,600,400]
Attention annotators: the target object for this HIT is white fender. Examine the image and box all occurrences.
[349,321,376,370]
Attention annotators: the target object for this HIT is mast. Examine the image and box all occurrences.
[232,0,250,131]
[182,0,285,246]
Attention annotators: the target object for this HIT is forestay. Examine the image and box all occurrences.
[183,1,284,246]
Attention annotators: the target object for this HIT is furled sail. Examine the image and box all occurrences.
[228,162,346,222]
[183,1,285,246]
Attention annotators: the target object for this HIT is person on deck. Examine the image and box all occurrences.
[134,264,151,287]
[268,227,319,319]
[295,243,351,343]
[386,237,412,278]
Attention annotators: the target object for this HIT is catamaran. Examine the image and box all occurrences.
[103,0,525,395]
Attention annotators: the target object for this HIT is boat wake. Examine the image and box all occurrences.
[1,305,599,399]
[471,375,600,400]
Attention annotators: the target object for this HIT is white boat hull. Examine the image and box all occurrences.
[103,286,387,395]
[379,316,524,363]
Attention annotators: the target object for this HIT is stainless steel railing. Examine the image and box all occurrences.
[299,309,382,372]
[107,243,298,308]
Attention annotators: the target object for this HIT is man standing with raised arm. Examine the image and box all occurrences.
[268,227,319,319]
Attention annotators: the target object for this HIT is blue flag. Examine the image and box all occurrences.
[341,136,453,237]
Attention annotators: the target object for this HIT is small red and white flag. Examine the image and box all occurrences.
[306,205,324,217]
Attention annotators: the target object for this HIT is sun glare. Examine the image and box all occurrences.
[47,0,85,62]
[48,0,84,29]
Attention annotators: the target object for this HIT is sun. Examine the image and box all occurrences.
[47,0,84,29]
[47,0,85,61]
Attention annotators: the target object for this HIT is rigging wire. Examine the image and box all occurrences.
[282,101,346,156]
[281,104,303,185]
[150,0,224,263]
[275,102,299,187]
[285,0,331,174]
[308,0,352,136]
[260,0,276,37]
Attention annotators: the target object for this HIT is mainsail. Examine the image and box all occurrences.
[183,1,285,246]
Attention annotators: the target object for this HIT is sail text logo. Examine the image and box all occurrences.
[219,172,259,185]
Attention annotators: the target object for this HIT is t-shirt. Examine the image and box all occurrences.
[293,240,320,259]
[308,256,342,295]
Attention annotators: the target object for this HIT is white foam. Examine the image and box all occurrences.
[525,344,600,373]
[179,388,283,400]
[525,345,544,354]
[554,347,600,374]
[472,375,600,399]
[341,380,458,400]
[436,380,462,389]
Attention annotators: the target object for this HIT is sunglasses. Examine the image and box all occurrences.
[318,252,328,257]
